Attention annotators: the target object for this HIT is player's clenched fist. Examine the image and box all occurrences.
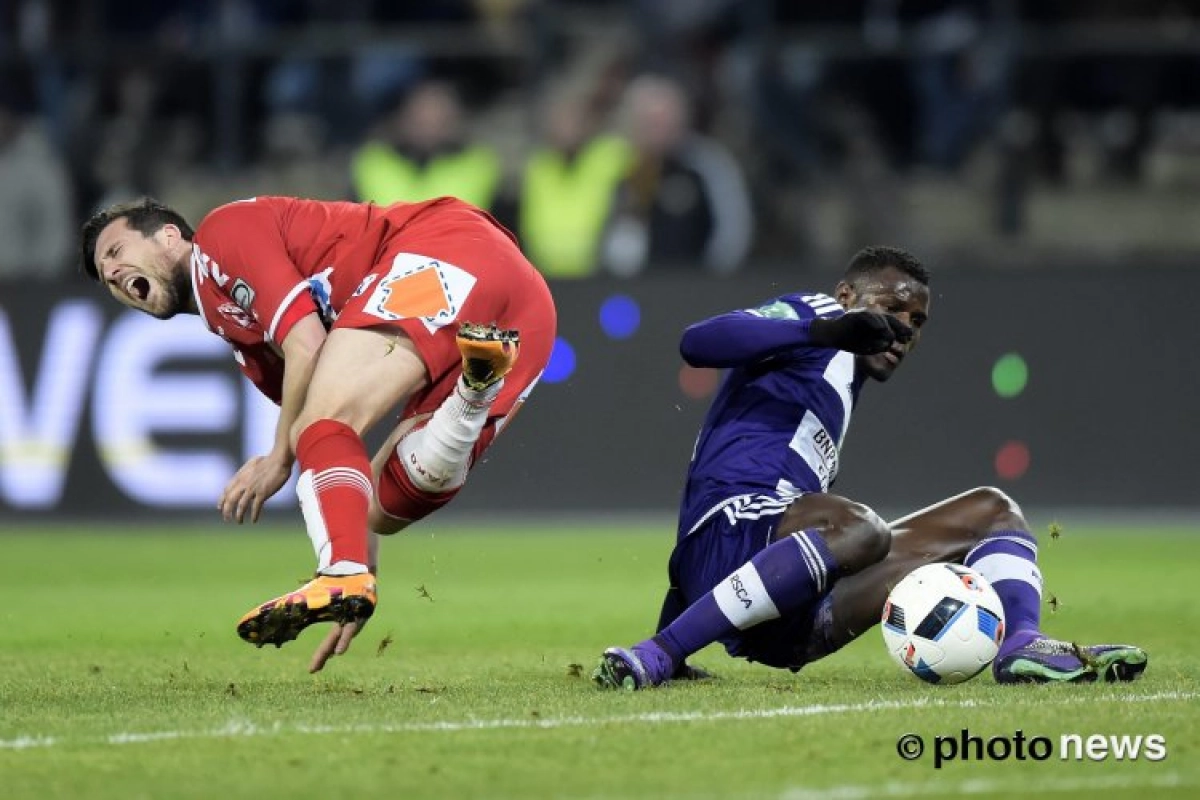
[808,310,912,355]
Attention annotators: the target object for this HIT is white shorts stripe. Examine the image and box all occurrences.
[723,504,790,524]
[690,493,791,535]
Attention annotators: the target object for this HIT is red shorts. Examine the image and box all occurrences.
[334,201,557,437]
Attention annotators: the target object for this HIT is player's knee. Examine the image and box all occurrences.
[290,413,352,452]
[963,486,1027,535]
[824,500,891,573]
[368,503,410,536]
[846,503,892,569]
[290,404,375,451]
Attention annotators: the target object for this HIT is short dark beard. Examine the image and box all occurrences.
[150,266,193,320]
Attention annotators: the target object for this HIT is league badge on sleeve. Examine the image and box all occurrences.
[231,279,256,312]
[746,300,799,320]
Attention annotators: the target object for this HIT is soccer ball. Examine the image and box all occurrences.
[880,563,1006,684]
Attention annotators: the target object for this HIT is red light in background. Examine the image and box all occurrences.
[679,366,719,399]
[994,440,1031,481]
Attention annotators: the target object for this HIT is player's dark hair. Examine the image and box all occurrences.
[844,246,930,287]
[79,197,194,282]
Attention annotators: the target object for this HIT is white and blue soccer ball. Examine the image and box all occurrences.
[880,563,1006,684]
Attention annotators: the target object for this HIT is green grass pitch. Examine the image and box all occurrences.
[1,521,1197,799]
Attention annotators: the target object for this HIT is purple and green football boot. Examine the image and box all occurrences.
[993,635,1148,684]
[593,641,679,690]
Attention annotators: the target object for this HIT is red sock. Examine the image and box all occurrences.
[295,419,372,570]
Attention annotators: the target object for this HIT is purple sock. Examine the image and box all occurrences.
[964,529,1043,657]
[647,530,838,671]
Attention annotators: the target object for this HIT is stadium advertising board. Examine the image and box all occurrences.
[1,296,286,512]
[1,270,1196,518]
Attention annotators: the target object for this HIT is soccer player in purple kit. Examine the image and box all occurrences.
[594,246,1148,689]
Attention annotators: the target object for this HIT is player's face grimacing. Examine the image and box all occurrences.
[835,264,930,382]
[93,217,192,319]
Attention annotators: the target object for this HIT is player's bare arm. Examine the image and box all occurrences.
[219,312,328,524]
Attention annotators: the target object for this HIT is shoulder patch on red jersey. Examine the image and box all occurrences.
[230,279,256,312]
[363,252,477,333]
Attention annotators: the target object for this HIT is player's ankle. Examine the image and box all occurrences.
[648,635,683,667]
[997,628,1040,657]
[458,376,502,404]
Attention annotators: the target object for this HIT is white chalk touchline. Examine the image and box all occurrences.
[1,690,1194,752]
[779,772,1190,800]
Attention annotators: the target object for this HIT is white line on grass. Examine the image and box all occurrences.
[780,772,1189,800]
[1,689,1194,752]
[0,736,57,751]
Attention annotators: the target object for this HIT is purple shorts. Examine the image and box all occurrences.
[668,494,838,671]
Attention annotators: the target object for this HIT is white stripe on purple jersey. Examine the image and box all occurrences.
[678,292,866,537]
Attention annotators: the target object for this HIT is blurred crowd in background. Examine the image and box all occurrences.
[3,0,1200,282]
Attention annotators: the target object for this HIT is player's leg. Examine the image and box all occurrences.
[299,322,525,670]
[652,585,713,680]
[355,211,551,538]
[820,486,1026,652]
[596,493,892,690]
[236,328,428,650]
[243,207,553,662]
[370,324,520,535]
[241,321,522,639]
[367,415,427,537]
[821,487,1146,683]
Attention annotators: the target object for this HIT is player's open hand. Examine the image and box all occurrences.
[219,454,293,523]
[309,621,363,673]
[809,310,912,355]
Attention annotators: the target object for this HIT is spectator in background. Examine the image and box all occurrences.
[148,115,230,226]
[866,0,1014,170]
[249,112,348,201]
[517,85,631,279]
[602,73,753,277]
[629,0,772,133]
[350,80,501,211]
[152,112,349,226]
[77,66,165,214]
[0,88,73,278]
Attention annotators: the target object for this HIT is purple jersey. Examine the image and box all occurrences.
[677,292,867,536]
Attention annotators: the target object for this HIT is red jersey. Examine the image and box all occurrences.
[191,196,458,347]
[189,195,555,410]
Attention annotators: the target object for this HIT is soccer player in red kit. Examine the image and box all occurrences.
[80,195,557,672]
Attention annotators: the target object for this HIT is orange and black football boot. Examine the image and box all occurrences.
[236,573,377,648]
[456,322,520,392]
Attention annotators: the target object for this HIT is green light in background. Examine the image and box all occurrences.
[992,353,1028,398]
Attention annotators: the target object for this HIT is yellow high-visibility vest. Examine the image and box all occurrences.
[519,135,631,278]
[352,142,502,210]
